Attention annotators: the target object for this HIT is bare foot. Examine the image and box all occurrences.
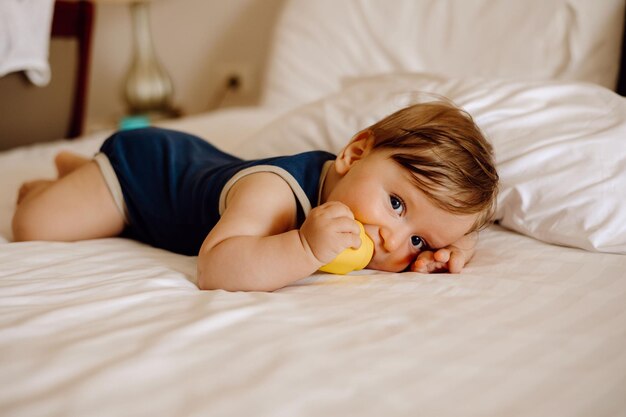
[55,151,90,178]
[17,179,53,205]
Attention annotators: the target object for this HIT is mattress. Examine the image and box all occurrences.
[1,107,625,417]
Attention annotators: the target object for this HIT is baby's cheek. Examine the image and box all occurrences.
[400,251,418,268]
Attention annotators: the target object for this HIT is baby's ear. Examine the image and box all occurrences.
[335,130,375,174]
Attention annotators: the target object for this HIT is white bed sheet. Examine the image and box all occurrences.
[1,228,625,416]
[1,108,625,417]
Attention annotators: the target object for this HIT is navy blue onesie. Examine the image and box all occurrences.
[99,128,335,255]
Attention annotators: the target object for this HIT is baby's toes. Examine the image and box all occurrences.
[54,151,88,177]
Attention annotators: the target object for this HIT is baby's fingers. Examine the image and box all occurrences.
[447,249,467,274]
[329,217,362,249]
[316,201,355,219]
[433,248,451,263]
[411,251,440,273]
[344,229,362,250]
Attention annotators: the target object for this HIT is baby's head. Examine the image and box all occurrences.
[367,100,499,232]
[326,100,499,272]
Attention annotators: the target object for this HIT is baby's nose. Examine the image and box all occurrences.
[380,227,402,252]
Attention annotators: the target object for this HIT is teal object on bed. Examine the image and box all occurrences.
[119,115,151,130]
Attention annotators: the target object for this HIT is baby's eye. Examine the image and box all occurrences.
[389,195,404,214]
[411,235,425,250]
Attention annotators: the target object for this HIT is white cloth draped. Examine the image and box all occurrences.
[0,0,55,86]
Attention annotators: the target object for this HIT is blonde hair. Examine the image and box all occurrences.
[368,101,499,231]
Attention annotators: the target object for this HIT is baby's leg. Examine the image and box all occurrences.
[16,151,90,205]
[12,161,125,242]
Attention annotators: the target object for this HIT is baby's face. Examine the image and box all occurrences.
[326,150,478,272]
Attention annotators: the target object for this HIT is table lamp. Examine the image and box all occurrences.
[96,0,176,125]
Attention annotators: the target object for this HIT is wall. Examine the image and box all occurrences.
[87,0,285,131]
[0,39,76,150]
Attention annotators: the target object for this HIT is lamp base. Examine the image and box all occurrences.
[124,1,176,116]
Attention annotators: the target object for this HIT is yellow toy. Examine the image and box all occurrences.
[319,221,374,275]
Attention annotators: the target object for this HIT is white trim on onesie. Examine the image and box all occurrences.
[94,152,129,224]
[219,160,334,216]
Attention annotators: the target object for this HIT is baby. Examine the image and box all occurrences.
[12,101,498,291]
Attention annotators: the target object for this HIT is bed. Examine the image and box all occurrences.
[1,1,626,416]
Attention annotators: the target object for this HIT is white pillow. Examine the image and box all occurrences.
[262,0,624,108]
[244,74,626,254]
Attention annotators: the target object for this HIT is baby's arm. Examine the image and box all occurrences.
[196,173,360,292]
[410,231,478,274]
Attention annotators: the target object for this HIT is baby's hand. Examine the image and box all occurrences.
[410,247,467,274]
[410,232,478,274]
[299,201,362,265]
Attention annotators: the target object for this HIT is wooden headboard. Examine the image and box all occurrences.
[617,5,626,96]
[52,0,94,138]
